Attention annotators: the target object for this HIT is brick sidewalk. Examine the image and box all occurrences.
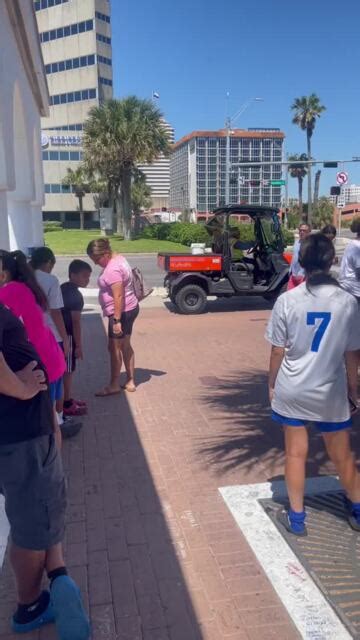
[1,301,357,640]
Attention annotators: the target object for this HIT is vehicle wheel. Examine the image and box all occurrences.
[175,284,207,314]
[263,282,287,302]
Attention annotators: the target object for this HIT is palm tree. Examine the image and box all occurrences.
[291,94,326,224]
[62,167,89,230]
[82,97,171,239]
[288,153,308,220]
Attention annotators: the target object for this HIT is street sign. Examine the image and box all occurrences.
[336,171,348,185]
[270,180,286,186]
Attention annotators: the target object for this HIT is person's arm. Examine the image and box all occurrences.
[111,281,124,336]
[48,277,69,355]
[50,309,69,355]
[345,351,358,407]
[0,354,47,400]
[269,346,285,402]
[71,311,83,358]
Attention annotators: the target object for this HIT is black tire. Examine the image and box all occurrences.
[263,282,287,302]
[175,284,207,314]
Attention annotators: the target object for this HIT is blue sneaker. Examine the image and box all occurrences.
[277,507,307,537]
[51,575,91,640]
[346,500,360,532]
[11,591,55,634]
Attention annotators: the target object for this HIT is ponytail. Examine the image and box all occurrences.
[0,250,48,310]
[299,234,339,293]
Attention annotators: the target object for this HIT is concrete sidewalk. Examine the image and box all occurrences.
[0,302,357,639]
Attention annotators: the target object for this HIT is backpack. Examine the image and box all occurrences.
[132,267,153,301]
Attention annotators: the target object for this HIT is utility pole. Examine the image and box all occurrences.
[224,97,263,205]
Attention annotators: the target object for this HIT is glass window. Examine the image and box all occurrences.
[56,27,63,38]
[53,95,60,105]
[45,184,51,193]
[60,151,69,161]
[71,23,78,35]
[81,89,88,100]
[49,29,56,40]
[49,151,59,160]
[70,151,79,161]
[51,62,58,73]
[73,58,80,69]
[48,0,55,6]
[42,151,49,160]
[78,21,86,33]
[60,93,67,104]
[41,0,47,7]
[88,54,95,65]
[86,19,93,30]
[89,89,96,99]
[74,91,81,102]
[80,56,87,67]
[64,26,70,37]
[42,32,49,42]
[62,184,70,193]
[58,61,65,72]
[67,92,74,103]
[52,184,61,193]
[65,59,72,70]
[35,2,41,10]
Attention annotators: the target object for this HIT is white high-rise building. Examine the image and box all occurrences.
[138,121,175,210]
[35,0,113,224]
[342,184,360,204]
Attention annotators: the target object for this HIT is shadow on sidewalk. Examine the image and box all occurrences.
[197,370,360,479]
[65,311,204,640]
[164,296,272,315]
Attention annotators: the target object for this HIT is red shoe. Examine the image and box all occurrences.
[63,401,87,417]
[71,398,87,408]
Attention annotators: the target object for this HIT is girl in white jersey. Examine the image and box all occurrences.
[266,233,360,536]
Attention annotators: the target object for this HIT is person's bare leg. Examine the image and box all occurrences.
[10,544,45,604]
[284,426,308,512]
[323,430,360,502]
[121,336,136,391]
[63,372,73,403]
[96,339,122,395]
[45,543,65,574]
[53,406,62,450]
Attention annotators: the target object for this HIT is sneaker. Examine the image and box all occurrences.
[74,399,87,408]
[61,416,83,439]
[12,591,55,634]
[63,400,87,417]
[276,507,307,537]
[346,499,360,532]
[51,575,90,640]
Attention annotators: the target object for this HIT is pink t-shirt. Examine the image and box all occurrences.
[0,281,66,383]
[98,255,138,316]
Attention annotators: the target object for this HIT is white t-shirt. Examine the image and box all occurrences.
[265,283,360,422]
[339,239,360,298]
[35,269,64,342]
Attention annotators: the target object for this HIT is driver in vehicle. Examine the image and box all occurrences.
[229,227,267,284]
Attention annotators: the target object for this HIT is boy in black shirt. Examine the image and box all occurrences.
[0,303,89,637]
[61,260,92,416]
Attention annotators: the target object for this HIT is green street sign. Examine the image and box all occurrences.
[270,180,286,186]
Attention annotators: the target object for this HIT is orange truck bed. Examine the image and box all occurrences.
[157,253,223,272]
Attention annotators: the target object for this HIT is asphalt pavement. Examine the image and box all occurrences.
[53,254,165,288]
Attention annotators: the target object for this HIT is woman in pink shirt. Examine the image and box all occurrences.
[87,238,139,396]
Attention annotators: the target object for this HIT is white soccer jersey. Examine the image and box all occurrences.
[266,283,360,422]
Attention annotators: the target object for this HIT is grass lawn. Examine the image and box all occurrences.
[44,230,187,255]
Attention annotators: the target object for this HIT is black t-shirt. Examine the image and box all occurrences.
[61,282,84,335]
[0,304,53,445]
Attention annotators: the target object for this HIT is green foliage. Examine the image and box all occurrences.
[291,94,326,136]
[131,172,152,213]
[43,221,63,232]
[311,197,335,229]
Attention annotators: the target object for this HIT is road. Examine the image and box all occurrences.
[53,254,165,288]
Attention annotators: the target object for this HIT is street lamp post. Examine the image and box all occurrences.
[225,97,263,205]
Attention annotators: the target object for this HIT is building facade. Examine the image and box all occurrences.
[138,121,175,211]
[0,0,49,252]
[35,0,113,222]
[170,129,285,215]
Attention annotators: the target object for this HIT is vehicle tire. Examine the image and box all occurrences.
[263,282,287,302]
[175,284,207,314]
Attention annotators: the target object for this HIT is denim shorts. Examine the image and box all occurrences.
[0,435,66,550]
[49,377,63,403]
[272,410,352,433]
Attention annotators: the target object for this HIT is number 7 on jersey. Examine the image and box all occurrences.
[306,312,331,352]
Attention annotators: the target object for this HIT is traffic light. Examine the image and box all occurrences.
[330,186,341,196]
[323,162,338,168]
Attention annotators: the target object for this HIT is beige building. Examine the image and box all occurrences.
[35,0,113,224]
[0,0,49,252]
[138,121,175,210]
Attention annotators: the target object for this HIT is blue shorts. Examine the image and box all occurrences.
[272,410,352,433]
[49,377,63,403]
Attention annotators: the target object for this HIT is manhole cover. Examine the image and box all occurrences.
[262,491,360,639]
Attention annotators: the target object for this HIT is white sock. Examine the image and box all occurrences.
[57,412,64,426]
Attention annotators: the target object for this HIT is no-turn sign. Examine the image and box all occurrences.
[336,171,348,185]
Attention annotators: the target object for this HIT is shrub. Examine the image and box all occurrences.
[44,221,63,233]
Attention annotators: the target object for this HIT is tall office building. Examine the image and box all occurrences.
[35,0,113,222]
[170,128,285,215]
[138,121,175,210]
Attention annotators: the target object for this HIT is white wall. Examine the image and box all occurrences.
[0,1,48,252]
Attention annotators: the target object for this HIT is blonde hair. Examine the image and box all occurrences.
[86,238,112,258]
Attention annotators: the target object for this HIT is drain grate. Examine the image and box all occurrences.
[262,491,360,639]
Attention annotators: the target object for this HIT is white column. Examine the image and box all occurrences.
[0,191,10,250]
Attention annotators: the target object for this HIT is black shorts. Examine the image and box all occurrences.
[65,335,76,373]
[108,305,139,339]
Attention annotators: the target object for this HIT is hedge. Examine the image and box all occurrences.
[44,221,63,233]
[142,222,294,247]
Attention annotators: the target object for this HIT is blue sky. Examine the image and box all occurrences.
[111,0,360,197]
